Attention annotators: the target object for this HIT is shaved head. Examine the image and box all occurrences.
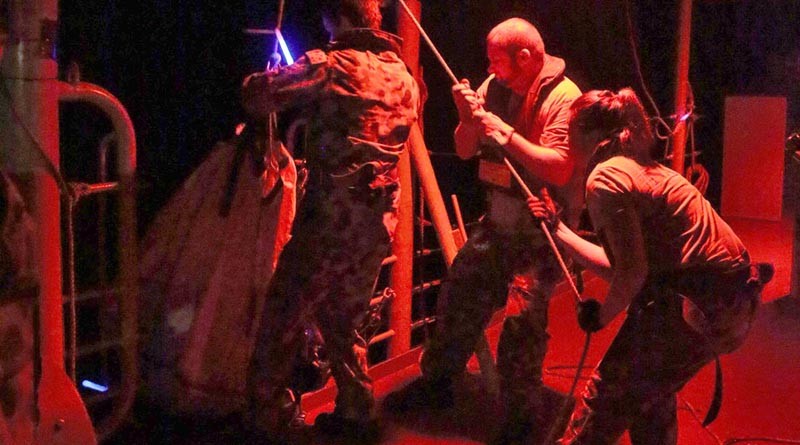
[486,18,545,61]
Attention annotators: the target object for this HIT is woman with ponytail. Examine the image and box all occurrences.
[528,88,772,444]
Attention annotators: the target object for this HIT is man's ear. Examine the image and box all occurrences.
[516,48,532,65]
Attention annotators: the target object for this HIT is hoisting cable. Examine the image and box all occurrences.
[395,1,591,442]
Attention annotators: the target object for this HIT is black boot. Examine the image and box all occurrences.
[247,388,311,444]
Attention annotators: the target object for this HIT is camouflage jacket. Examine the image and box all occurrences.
[242,29,420,190]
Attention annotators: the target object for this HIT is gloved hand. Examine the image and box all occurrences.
[452,78,483,123]
[473,109,515,147]
[527,187,559,229]
[577,298,603,333]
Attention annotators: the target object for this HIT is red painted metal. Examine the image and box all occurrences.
[388,0,422,357]
[59,82,138,441]
[0,0,97,443]
[1,1,138,443]
[670,0,693,175]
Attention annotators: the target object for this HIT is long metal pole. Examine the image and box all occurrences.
[388,0,421,356]
[670,0,693,175]
[0,1,96,443]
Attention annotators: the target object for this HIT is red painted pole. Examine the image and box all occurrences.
[394,0,500,399]
[670,0,693,175]
[388,0,422,356]
[1,1,95,443]
[59,82,138,441]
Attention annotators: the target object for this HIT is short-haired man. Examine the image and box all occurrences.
[393,17,585,444]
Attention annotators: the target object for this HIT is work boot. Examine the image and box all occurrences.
[490,387,575,445]
[314,411,381,444]
[532,387,576,444]
[382,376,455,412]
[247,388,311,444]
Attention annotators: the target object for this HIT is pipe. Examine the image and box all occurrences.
[388,0,422,357]
[0,0,97,443]
[670,0,693,175]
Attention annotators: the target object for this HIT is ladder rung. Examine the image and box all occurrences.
[410,316,437,330]
[412,279,441,294]
[367,329,395,345]
[62,288,117,305]
[70,181,119,199]
[76,339,121,357]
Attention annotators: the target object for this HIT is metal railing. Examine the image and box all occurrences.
[60,80,138,442]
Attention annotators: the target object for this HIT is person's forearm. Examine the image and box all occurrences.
[553,221,612,280]
[454,122,482,159]
[503,133,573,186]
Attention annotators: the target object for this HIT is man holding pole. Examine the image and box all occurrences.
[392,17,585,444]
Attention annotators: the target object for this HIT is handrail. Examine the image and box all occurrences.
[59,81,138,442]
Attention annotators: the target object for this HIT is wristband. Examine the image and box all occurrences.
[503,129,516,147]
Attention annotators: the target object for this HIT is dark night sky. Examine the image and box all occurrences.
[55,0,800,230]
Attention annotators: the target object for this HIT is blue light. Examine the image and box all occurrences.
[275,28,295,65]
[81,380,109,393]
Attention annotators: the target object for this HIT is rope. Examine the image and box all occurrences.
[684,106,710,194]
[66,197,78,382]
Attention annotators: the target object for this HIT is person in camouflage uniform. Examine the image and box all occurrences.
[242,0,420,442]
[391,18,584,445]
[527,88,771,445]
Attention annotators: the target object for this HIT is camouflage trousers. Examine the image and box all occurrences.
[562,267,760,445]
[420,220,563,413]
[247,183,398,432]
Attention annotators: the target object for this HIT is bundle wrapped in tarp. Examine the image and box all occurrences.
[139,127,298,416]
